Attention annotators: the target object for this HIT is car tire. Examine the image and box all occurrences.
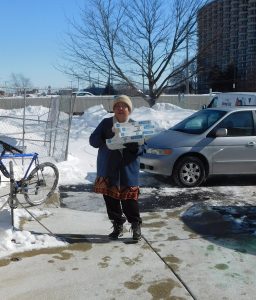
[173,156,206,187]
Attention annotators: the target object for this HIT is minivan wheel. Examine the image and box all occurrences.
[173,156,206,187]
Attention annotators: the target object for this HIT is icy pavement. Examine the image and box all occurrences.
[1,176,256,299]
[0,198,256,299]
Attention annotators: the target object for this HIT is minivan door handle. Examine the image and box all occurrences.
[247,141,256,147]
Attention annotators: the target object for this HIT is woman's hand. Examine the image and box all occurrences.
[124,142,139,153]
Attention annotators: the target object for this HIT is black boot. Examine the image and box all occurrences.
[131,222,141,241]
[108,222,124,240]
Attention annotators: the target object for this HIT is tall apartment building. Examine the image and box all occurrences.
[197,0,256,93]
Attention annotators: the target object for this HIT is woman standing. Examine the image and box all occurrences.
[89,95,142,241]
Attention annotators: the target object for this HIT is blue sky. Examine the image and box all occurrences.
[0,0,86,90]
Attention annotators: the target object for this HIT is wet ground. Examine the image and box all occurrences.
[59,174,256,255]
[59,182,226,212]
[1,175,256,299]
[59,174,256,212]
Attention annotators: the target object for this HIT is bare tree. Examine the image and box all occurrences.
[10,73,32,95]
[168,59,198,93]
[60,0,209,106]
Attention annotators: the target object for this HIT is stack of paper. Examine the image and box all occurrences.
[106,120,155,150]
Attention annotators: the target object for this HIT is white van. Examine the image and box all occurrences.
[207,92,256,108]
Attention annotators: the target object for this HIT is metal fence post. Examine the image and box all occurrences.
[65,94,76,160]
[22,88,27,165]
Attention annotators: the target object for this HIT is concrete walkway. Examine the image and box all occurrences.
[0,202,255,299]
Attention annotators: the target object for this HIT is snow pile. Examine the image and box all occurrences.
[0,103,194,257]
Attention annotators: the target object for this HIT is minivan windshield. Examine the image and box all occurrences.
[171,109,227,134]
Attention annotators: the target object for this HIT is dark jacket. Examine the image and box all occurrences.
[89,117,142,187]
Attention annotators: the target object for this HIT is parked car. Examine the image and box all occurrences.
[205,92,256,108]
[140,106,256,187]
[72,91,94,96]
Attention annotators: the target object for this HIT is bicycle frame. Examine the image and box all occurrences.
[0,141,59,211]
[0,152,40,181]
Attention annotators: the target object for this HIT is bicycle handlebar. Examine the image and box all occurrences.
[0,140,23,154]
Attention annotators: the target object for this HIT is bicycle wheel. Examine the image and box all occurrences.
[23,162,59,206]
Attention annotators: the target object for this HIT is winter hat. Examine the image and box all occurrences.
[112,95,133,112]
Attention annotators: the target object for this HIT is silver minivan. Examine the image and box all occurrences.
[140,106,256,187]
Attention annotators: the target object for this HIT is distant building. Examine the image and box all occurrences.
[197,0,256,93]
[58,88,73,96]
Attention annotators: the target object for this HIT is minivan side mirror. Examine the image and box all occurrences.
[202,104,207,109]
[215,128,228,137]
[207,128,228,137]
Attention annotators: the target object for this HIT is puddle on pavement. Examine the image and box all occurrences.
[215,263,229,270]
[147,279,181,299]
[121,253,143,266]
[167,235,180,241]
[181,204,256,255]
[0,258,12,267]
[141,243,150,250]
[163,255,182,272]
[98,256,111,268]
[207,244,214,251]
[124,274,143,290]
[0,242,92,267]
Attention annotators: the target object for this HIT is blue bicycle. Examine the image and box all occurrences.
[0,140,59,206]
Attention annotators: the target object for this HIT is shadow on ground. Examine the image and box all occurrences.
[181,203,256,255]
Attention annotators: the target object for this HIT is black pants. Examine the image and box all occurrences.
[103,195,141,225]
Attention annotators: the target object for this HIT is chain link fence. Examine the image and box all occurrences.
[0,87,213,163]
[0,87,75,162]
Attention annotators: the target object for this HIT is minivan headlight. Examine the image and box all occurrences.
[146,148,172,155]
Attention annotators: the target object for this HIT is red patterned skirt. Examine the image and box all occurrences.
[93,177,139,200]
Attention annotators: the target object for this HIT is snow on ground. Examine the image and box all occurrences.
[57,103,195,186]
[0,102,195,257]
